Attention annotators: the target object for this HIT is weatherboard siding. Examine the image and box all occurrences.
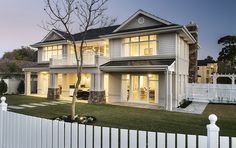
[158,33,176,56]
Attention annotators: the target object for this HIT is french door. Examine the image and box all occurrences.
[128,74,158,104]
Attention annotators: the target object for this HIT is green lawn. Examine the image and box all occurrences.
[3,95,236,137]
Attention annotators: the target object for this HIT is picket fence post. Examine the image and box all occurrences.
[207,114,219,148]
[0,96,7,111]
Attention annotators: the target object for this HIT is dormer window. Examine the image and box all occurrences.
[123,35,157,57]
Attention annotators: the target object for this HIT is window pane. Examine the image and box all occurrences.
[149,41,157,55]
[140,42,149,56]
[57,45,62,49]
[53,46,57,50]
[124,38,130,43]
[48,46,52,51]
[99,46,105,56]
[58,49,62,59]
[131,37,139,42]
[123,44,130,56]
[48,50,52,60]
[130,43,139,56]
[149,35,157,41]
[140,36,148,41]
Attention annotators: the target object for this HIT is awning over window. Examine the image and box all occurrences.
[100,59,175,72]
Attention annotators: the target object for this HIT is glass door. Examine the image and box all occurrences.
[130,75,139,101]
[140,76,148,102]
[123,74,159,104]
[148,74,159,104]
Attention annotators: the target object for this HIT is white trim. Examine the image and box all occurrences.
[104,26,182,39]
[113,10,172,33]
[41,30,66,43]
[110,55,176,61]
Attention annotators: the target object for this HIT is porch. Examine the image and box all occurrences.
[101,58,177,110]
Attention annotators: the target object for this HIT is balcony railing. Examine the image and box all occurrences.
[50,52,108,67]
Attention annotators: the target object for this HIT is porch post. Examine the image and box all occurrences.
[47,73,60,100]
[24,72,31,95]
[89,72,105,104]
[169,71,173,111]
[165,70,169,110]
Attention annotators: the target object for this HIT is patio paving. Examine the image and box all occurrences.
[19,104,37,108]
[173,102,208,114]
[8,100,71,110]
[8,106,25,109]
[109,102,165,110]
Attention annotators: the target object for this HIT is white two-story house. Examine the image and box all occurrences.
[23,10,198,110]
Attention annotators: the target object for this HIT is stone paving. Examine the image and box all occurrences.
[7,100,70,110]
[173,102,208,114]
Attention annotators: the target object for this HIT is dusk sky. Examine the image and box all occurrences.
[0,0,235,60]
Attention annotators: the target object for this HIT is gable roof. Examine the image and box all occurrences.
[41,29,68,43]
[113,9,173,33]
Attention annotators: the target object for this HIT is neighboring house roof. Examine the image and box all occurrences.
[197,60,216,66]
[0,59,36,75]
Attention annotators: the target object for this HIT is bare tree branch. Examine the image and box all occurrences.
[43,0,115,120]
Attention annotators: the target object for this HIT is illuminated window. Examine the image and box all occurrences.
[42,45,63,61]
[123,35,157,57]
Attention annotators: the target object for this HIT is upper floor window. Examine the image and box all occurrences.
[73,42,109,57]
[123,35,157,57]
[42,45,63,61]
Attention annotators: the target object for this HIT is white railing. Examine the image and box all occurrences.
[51,53,96,66]
[187,83,236,103]
[0,97,235,148]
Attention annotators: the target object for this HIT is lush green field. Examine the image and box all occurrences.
[4,95,236,136]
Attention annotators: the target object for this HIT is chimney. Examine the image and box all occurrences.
[186,22,199,83]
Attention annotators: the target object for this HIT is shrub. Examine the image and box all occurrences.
[0,79,7,95]
[17,80,25,94]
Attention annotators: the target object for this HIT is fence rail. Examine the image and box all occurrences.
[187,83,236,103]
[0,110,235,148]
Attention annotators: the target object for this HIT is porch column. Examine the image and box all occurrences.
[165,70,169,110]
[47,73,60,100]
[24,72,31,95]
[89,72,105,104]
[168,71,173,111]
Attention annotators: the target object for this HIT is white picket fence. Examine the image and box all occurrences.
[0,110,235,148]
[187,83,236,103]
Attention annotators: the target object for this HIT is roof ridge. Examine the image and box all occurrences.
[138,9,173,25]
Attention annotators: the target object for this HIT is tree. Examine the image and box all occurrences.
[17,80,25,94]
[204,56,215,63]
[217,35,236,73]
[2,46,37,62]
[0,79,7,95]
[44,0,115,120]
